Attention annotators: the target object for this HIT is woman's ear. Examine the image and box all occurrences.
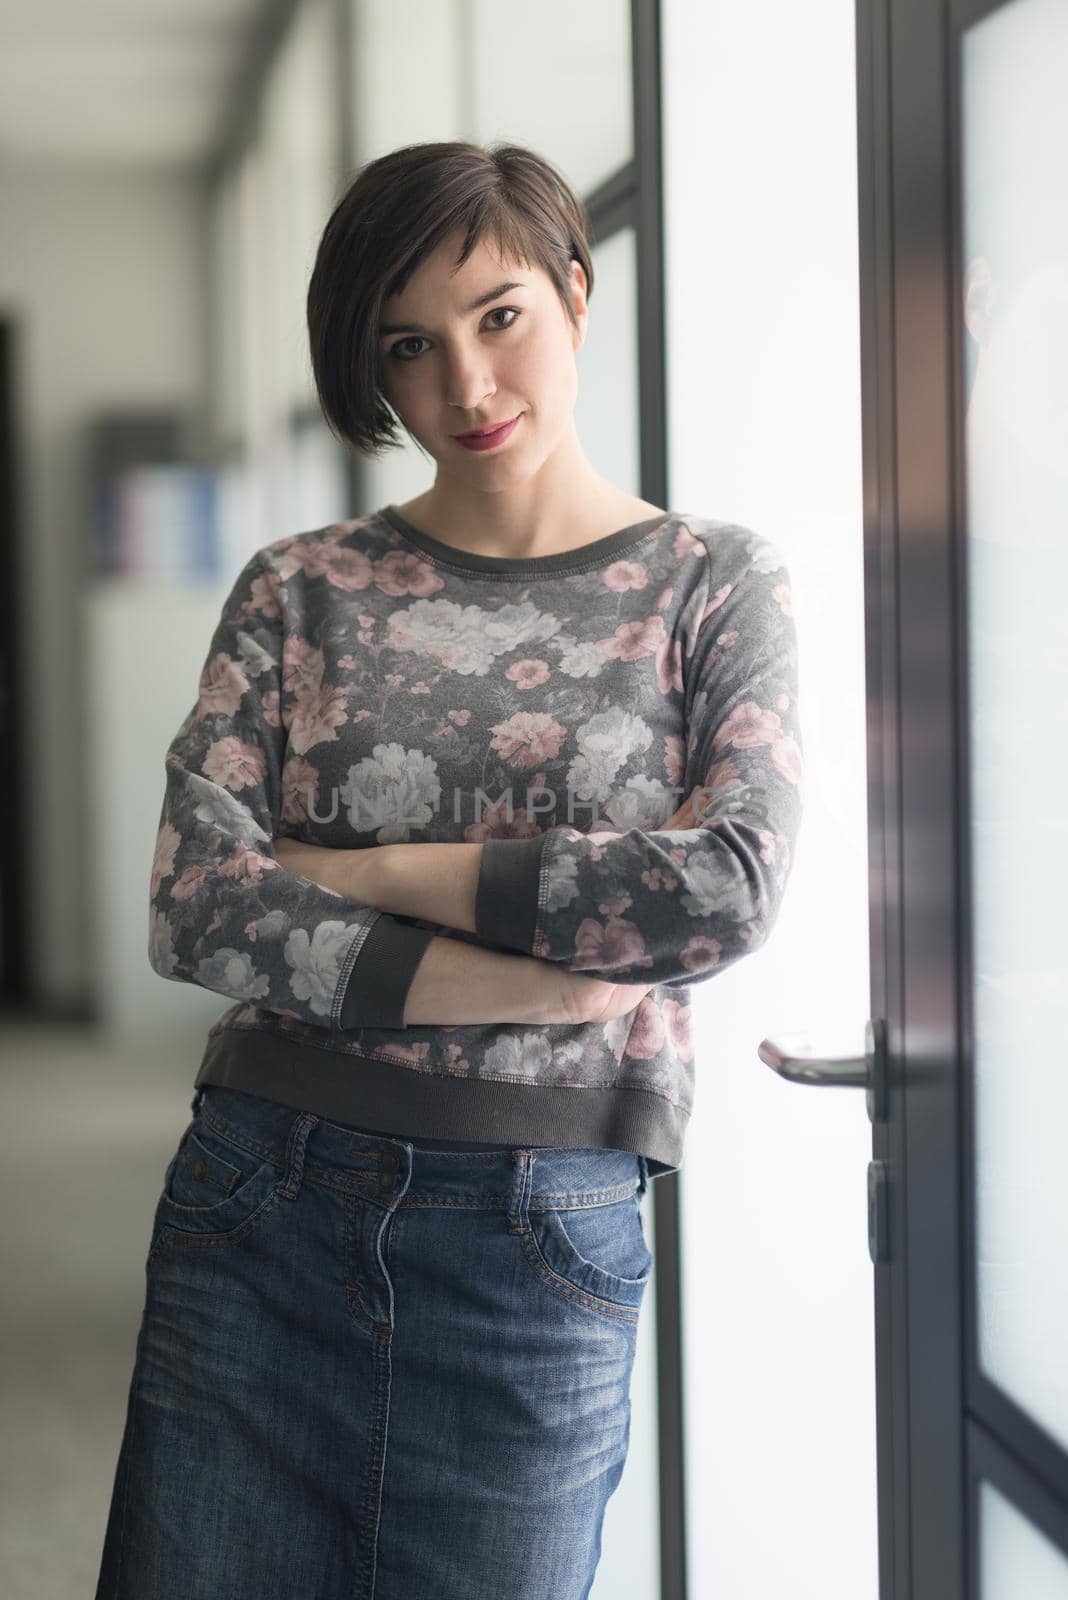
[568,258,590,352]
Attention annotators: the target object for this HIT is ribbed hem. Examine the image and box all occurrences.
[339,919,436,1030]
[193,1020,686,1176]
[474,834,546,952]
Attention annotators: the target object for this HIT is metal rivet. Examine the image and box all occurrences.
[192,1160,206,1180]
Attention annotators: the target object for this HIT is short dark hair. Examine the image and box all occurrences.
[306,140,595,458]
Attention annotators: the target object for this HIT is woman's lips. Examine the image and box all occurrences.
[453,415,521,452]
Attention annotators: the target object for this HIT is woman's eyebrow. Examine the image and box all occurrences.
[379,281,527,337]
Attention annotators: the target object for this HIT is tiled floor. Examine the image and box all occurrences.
[0,1018,208,1598]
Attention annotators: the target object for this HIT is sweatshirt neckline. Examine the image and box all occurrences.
[379,504,673,577]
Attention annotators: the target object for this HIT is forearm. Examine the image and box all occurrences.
[371,843,481,932]
[402,936,566,1026]
[271,837,480,934]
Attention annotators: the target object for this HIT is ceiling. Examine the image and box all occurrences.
[0,0,266,170]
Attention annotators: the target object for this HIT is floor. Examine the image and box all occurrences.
[0,1016,207,1598]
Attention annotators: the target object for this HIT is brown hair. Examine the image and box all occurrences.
[306,141,595,458]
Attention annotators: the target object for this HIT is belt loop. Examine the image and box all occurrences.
[278,1112,318,1201]
[506,1150,533,1235]
[190,1085,205,1115]
[637,1155,649,1197]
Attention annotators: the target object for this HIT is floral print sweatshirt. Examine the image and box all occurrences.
[149,504,803,1175]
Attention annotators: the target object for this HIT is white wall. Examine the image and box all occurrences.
[0,158,209,1016]
[661,3,878,1596]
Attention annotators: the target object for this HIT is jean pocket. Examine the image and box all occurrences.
[521,1192,653,1322]
[150,1115,285,1253]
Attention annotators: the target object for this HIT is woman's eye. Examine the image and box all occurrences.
[387,307,520,362]
[388,336,427,362]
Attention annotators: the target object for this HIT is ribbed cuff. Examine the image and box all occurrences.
[339,918,436,1030]
[473,834,547,954]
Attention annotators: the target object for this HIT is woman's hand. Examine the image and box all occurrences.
[550,971,656,1026]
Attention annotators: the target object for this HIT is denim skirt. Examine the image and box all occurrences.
[94,1083,654,1600]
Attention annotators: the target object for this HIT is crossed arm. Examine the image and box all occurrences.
[272,802,693,1029]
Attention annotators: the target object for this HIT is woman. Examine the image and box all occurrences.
[95,140,803,1599]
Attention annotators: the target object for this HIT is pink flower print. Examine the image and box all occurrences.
[281,756,319,823]
[197,652,249,718]
[678,933,722,974]
[261,689,281,728]
[572,915,652,974]
[172,862,211,902]
[714,699,783,753]
[322,546,376,593]
[465,789,543,842]
[623,997,666,1060]
[656,634,684,695]
[275,543,329,581]
[410,682,432,695]
[673,524,704,558]
[601,614,667,663]
[449,708,471,725]
[218,845,280,885]
[772,580,793,617]
[246,571,282,620]
[506,659,551,689]
[203,736,267,792]
[771,734,803,783]
[151,822,181,895]
[663,998,695,1062]
[373,1041,432,1064]
[669,758,742,826]
[375,550,446,598]
[282,635,325,698]
[338,654,357,669]
[701,580,734,626]
[489,711,567,769]
[288,682,350,755]
[757,828,779,866]
[664,734,685,787]
[603,560,649,592]
[717,628,739,648]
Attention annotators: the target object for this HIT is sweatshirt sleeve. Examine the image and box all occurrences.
[147,545,434,1030]
[473,531,804,986]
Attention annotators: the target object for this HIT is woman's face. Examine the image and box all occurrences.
[377,231,588,486]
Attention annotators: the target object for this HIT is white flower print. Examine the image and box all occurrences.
[339,742,441,841]
[197,947,271,1003]
[565,706,654,800]
[148,907,178,977]
[186,772,272,847]
[386,597,559,676]
[558,639,608,678]
[284,921,363,1017]
[481,1031,554,1080]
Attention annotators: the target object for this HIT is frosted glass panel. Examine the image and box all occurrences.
[961,0,1068,1452]
[576,226,641,497]
[980,1481,1068,1598]
[261,0,338,412]
[469,0,631,194]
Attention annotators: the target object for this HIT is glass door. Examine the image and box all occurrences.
[856,0,1068,1592]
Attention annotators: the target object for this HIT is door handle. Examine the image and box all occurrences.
[758,1018,887,1124]
[758,1019,890,1263]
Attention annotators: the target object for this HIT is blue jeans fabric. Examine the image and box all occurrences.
[95,1084,654,1599]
